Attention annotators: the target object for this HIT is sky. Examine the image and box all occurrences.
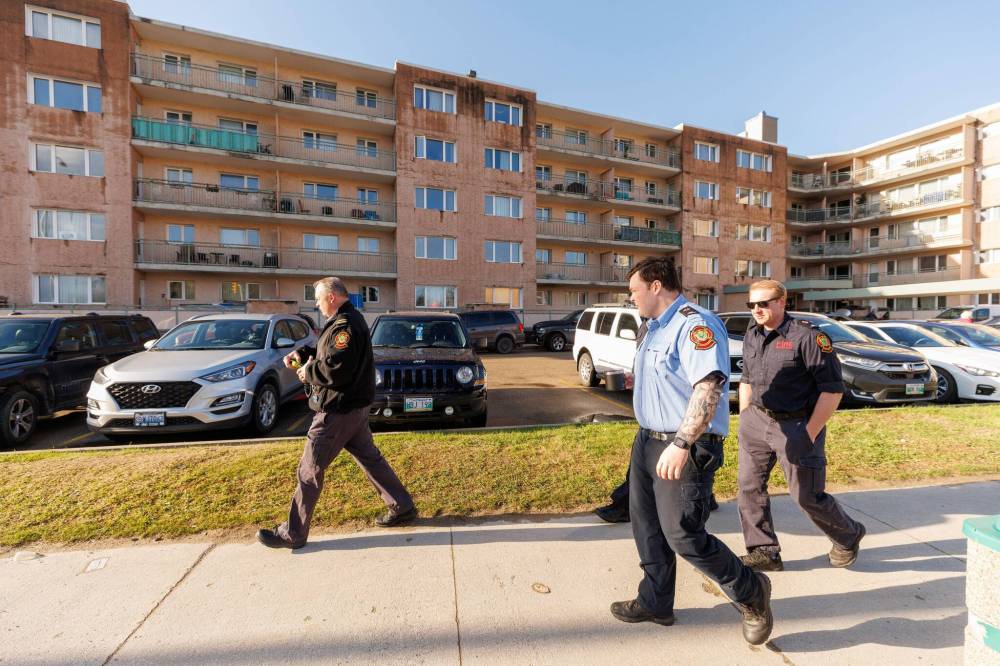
[127,0,1000,155]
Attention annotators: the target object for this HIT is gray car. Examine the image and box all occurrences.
[86,313,316,439]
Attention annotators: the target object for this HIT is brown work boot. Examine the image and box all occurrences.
[829,522,866,568]
[375,504,417,527]
[610,599,676,626]
[740,548,784,572]
[733,572,773,645]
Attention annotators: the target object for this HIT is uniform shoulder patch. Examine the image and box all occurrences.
[679,306,698,317]
[689,325,716,350]
[334,330,351,350]
[816,332,833,353]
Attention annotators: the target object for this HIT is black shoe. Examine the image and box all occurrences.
[733,572,773,645]
[610,599,675,626]
[256,527,305,550]
[375,505,417,527]
[829,522,866,568]
[740,549,784,572]
[594,503,630,523]
[709,494,720,512]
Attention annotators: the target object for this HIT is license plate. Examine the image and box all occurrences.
[905,383,925,395]
[404,397,433,413]
[134,412,166,427]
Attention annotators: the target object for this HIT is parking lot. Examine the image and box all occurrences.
[13,350,635,451]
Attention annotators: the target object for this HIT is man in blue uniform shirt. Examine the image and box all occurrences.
[610,257,773,645]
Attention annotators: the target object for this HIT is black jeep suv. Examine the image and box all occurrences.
[0,314,159,446]
[527,309,585,352]
[369,312,487,427]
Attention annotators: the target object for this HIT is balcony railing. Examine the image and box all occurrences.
[130,53,396,120]
[786,206,853,223]
[536,175,680,207]
[135,239,396,274]
[789,171,854,190]
[536,129,681,169]
[535,219,680,246]
[787,188,963,225]
[855,147,964,184]
[854,267,960,288]
[789,232,964,258]
[133,179,395,223]
[131,117,396,172]
[536,262,630,283]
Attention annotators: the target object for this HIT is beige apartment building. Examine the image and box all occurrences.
[3,0,999,321]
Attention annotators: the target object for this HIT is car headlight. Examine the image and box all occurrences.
[955,364,1000,378]
[375,369,382,386]
[93,366,111,385]
[535,327,546,334]
[837,354,882,370]
[200,361,256,382]
[456,366,475,384]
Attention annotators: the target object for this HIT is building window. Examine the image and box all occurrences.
[304,284,316,301]
[218,64,256,88]
[736,149,773,172]
[484,240,522,263]
[535,207,551,222]
[736,187,772,207]
[415,136,456,162]
[979,249,1000,265]
[694,181,719,200]
[415,236,457,260]
[485,195,523,218]
[918,296,947,311]
[536,289,552,306]
[977,292,1000,305]
[614,216,633,227]
[485,287,522,307]
[220,282,261,302]
[168,280,195,300]
[415,187,457,212]
[29,75,101,113]
[736,224,772,241]
[981,164,1000,181]
[484,100,522,126]
[302,79,337,100]
[536,165,552,183]
[693,256,719,274]
[566,129,588,146]
[26,6,100,48]
[693,218,719,237]
[31,143,103,177]
[981,206,1000,223]
[735,260,771,277]
[303,234,339,251]
[536,248,551,263]
[645,181,658,196]
[361,286,380,304]
[162,53,191,75]
[304,182,338,200]
[358,188,378,204]
[302,130,337,151]
[220,228,259,246]
[694,142,719,162]
[414,85,455,113]
[790,266,803,278]
[356,88,377,109]
[485,148,521,172]
[32,209,105,241]
[165,167,193,183]
[356,138,378,158]
[536,123,552,139]
[566,211,587,225]
[416,285,457,308]
[357,237,379,253]
[696,293,718,311]
[568,291,588,306]
[165,110,193,124]
[220,173,259,191]
[167,224,194,243]
[645,143,659,159]
[565,251,587,265]
[34,274,106,304]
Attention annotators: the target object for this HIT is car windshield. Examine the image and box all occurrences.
[879,325,958,348]
[372,318,468,348]
[0,321,50,353]
[934,307,972,320]
[155,319,270,350]
[957,324,1000,345]
[921,324,968,345]
[793,315,867,343]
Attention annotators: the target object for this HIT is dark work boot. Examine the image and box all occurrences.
[829,522,866,568]
[594,503,630,523]
[610,599,675,626]
[256,527,305,550]
[740,548,784,572]
[375,504,417,527]
[733,572,773,645]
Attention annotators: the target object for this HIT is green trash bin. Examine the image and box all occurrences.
[963,515,1000,664]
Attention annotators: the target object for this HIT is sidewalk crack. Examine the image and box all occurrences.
[102,543,217,665]
[449,524,464,666]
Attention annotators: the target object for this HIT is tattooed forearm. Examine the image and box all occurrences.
[676,372,725,443]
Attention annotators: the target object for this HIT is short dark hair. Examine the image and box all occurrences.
[627,256,682,291]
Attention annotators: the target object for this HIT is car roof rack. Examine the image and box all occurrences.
[591,302,636,309]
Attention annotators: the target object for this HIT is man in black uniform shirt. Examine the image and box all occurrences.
[257,277,416,549]
[737,280,865,571]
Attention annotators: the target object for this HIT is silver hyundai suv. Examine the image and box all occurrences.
[86,313,315,439]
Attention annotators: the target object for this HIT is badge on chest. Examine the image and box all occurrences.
[775,340,794,351]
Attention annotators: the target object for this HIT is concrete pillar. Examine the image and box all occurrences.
[963,515,1000,664]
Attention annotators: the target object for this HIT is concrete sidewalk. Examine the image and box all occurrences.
[3,481,994,665]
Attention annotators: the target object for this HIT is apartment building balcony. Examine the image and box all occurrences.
[785,276,855,291]
[853,147,966,186]
[535,219,681,249]
[788,171,855,192]
[852,267,961,288]
[536,129,681,175]
[131,118,396,181]
[135,240,397,278]
[535,176,680,212]
[536,262,630,285]
[789,232,967,260]
[130,53,395,132]
[786,188,965,227]
[133,179,395,228]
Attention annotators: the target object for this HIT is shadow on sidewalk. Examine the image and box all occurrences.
[771,612,966,653]
[780,538,966,574]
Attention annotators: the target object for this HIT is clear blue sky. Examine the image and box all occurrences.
[128,0,1000,155]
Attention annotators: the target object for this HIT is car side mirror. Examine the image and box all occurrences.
[143,340,157,350]
[275,337,295,348]
[619,329,637,341]
[55,339,81,353]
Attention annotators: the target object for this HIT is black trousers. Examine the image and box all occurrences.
[629,429,758,614]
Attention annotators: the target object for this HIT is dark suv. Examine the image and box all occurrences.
[0,314,159,446]
[718,311,937,405]
[527,309,585,352]
[369,312,487,427]
[457,309,525,354]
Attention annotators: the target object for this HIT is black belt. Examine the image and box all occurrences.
[640,429,723,444]
[755,406,809,421]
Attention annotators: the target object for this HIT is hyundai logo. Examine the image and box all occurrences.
[141,384,162,394]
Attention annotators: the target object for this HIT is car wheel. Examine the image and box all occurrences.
[468,409,488,428]
[546,333,567,352]
[1,390,39,447]
[932,367,957,403]
[252,382,279,435]
[578,352,600,387]
[495,336,515,354]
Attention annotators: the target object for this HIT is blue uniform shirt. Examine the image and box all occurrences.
[633,295,730,436]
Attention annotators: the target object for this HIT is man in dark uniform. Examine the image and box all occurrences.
[737,279,866,571]
[257,277,416,549]
[610,257,773,646]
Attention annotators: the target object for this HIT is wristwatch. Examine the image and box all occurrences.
[671,437,692,451]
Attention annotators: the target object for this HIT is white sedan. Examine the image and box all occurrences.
[844,321,1000,403]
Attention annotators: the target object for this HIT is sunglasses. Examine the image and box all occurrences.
[746,299,777,310]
